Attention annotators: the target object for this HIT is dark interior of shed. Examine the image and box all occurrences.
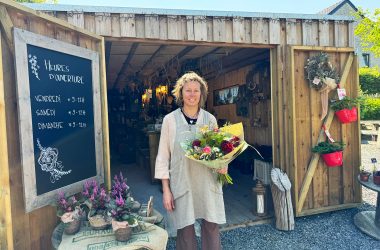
[104,40,274,228]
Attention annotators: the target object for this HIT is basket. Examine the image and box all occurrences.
[88,211,111,230]
[64,219,81,235]
[114,227,132,242]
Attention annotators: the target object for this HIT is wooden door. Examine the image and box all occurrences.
[289,46,361,217]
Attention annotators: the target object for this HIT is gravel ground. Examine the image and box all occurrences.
[166,141,380,249]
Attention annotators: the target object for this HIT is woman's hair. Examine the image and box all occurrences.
[172,71,208,107]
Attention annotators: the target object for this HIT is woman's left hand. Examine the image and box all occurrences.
[217,166,228,175]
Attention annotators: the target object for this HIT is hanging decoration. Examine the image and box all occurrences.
[305,53,340,120]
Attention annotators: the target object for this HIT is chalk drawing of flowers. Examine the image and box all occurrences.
[28,54,40,80]
[36,139,71,183]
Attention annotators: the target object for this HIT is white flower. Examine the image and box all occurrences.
[313,77,321,85]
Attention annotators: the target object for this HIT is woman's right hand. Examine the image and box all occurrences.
[162,179,175,212]
[163,188,175,212]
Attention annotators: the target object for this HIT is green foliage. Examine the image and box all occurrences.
[355,9,380,57]
[360,96,380,120]
[359,67,380,94]
[311,142,345,154]
[330,96,362,111]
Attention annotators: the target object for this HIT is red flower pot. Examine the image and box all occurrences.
[373,172,380,185]
[321,151,343,167]
[335,107,358,124]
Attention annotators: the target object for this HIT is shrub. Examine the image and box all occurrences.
[360,96,380,120]
[359,67,380,94]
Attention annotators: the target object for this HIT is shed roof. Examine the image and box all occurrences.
[25,3,354,21]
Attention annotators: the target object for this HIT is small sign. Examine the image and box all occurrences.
[337,88,346,100]
[371,158,377,164]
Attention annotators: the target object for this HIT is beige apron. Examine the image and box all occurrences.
[167,109,226,232]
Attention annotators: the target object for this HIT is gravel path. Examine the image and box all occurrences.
[165,141,380,249]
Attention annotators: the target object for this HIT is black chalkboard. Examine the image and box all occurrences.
[27,44,97,195]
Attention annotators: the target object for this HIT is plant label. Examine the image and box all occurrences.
[337,88,346,100]
[371,158,377,164]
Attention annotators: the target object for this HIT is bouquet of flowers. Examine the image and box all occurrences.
[181,122,256,185]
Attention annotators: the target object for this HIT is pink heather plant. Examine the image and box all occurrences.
[56,190,80,217]
[82,179,109,216]
[107,172,136,223]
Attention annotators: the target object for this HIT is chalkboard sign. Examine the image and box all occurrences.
[14,28,104,212]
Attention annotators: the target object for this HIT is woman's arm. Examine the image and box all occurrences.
[162,179,175,211]
[154,116,171,179]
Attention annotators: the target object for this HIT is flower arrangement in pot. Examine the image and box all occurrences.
[359,165,371,182]
[330,96,361,124]
[56,191,84,235]
[311,141,345,167]
[107,172,138,242]
[82,179,111,230]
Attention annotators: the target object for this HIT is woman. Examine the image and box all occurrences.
[155,72,227,250]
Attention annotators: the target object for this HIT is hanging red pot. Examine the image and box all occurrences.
[335,107,358,124]
[321,151,343,167]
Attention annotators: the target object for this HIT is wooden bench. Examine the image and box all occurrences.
[361,122,380,146]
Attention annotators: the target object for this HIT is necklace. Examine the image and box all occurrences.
[182,108,199,119]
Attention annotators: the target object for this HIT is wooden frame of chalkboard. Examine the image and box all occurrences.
[13,28,104,212]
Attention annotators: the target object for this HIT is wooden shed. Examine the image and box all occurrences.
[0,1,361,249]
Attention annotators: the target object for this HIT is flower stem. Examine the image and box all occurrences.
[217,173,233,185]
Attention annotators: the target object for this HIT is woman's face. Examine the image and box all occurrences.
[182,80,201,108]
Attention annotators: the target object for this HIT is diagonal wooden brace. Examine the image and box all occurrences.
[297,53,354,213]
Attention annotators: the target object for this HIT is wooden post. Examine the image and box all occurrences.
[271,168,294,231]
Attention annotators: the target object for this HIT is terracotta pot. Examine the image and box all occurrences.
[373,172,380,185]
[321,151,343,167]
[359,172,371,182]
[335,107,358,124]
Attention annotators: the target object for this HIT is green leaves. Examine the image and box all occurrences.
[355,8,380,58]
[311,141,345,154]
[330,96,363,111]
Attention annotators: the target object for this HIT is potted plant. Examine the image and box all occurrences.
[359,165,371,182]
[82,179,111,230]
[56,191,84,235]
[372,165,380,185]
[312,141,345,167]
[330,97,361,124]
[107,172,139,242]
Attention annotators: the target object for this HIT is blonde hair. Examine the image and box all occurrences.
[172,72,208,107]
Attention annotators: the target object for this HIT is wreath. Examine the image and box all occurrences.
[305,53,340,90]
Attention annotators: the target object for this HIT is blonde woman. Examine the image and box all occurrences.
[155,72,227,250]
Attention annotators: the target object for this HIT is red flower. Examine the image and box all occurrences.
[230,136,240,147]
[192,139,201,148]
[221,140,234,154]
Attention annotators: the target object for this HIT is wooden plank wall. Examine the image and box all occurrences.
[0,2,104,249]
[207,65,272,146]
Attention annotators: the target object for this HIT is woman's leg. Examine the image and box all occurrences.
[201,220,221,250]
[176,224,197,250]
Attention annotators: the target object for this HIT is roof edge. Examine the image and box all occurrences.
[24,3,355,21]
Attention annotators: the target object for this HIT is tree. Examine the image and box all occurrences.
[355,9,380,57]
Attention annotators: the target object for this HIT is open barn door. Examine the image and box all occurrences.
[0,0,109,248]
[289,46,361,217]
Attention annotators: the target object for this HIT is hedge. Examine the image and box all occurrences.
[360,96,380,120]
[359,67,380,94]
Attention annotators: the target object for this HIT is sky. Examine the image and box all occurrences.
[55,0,378,14]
